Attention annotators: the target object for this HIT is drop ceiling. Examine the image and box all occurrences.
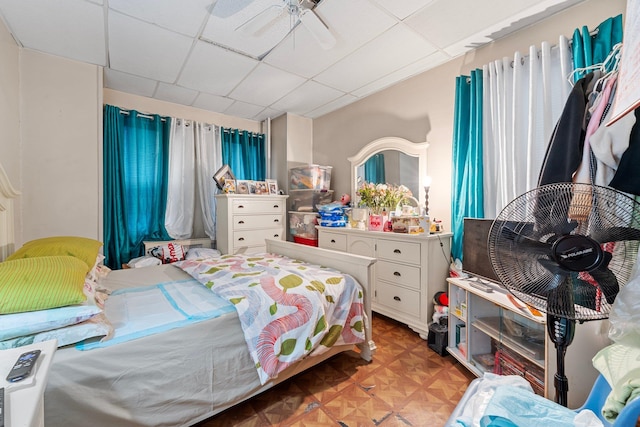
[0,0,585,121]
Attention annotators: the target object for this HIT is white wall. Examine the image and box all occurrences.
[313,0,626,233]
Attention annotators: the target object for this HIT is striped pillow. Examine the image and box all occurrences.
[6,236,103,272]
[0,256,88,314]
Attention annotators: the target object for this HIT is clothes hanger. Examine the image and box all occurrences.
[566,42,623,87]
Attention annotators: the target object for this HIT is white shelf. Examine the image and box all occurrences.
[471,317,545,368]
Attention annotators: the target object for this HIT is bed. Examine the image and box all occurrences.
[0,165,376,427]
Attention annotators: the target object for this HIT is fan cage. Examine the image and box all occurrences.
[488,183,640,321]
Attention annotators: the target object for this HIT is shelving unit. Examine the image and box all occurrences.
[447,277,549,396]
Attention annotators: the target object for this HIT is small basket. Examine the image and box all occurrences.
[397,196,420,216]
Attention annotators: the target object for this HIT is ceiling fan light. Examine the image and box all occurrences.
[299,9,336,50]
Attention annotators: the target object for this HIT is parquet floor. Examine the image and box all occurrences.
[197,314,476,427]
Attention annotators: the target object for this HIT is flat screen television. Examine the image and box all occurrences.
[462,218,501,283]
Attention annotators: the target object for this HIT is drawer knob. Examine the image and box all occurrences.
[393,296,401,301]
[274,219,279,223]
[393,271,401,277]
[273,204,280,208]
[238,205,245,209]
[331,239,336,243]
[393,249,401,254]
[238,237,245,241]
[274,234,280,238]
[238,220,245,224]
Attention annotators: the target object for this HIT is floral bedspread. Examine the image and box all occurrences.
[175,253,365,384]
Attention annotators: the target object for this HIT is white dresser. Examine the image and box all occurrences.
[215,194,288,254]
[317,226,452,338]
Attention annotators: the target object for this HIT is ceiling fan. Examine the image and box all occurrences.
[213,0,336,50]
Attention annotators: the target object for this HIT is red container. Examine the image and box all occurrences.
[293,236,318,247]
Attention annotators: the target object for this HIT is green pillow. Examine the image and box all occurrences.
[0,256,88,314]
[6,236,103,272]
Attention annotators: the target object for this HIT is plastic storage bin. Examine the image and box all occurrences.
[293,235,318,247]
[289,189,334,211]
[289,165,332,190]
[289,211,319,239]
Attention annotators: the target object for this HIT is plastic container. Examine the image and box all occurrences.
[293,235,318,247]
[289,189,334,212]
[289,165,332,190]
[289,211,319,238]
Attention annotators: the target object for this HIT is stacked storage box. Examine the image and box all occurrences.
[288,165,333,246]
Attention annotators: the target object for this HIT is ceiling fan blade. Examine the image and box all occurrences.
[236,4,286,36]
[590,226,640,244]
[299,9,336,49]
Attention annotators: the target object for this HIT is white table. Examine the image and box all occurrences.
[1,340,57,427]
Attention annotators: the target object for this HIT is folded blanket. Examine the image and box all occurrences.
[592,343,640,422]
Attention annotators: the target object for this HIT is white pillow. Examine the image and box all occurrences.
[0,304,102,341]
[186,247,222,260]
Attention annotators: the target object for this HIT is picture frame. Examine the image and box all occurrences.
[266,179,278,195]
[223,179,236,194]
[247,181,257,194]
[213,164,235,190]
[255,181,268,195]
[236,180,250,194]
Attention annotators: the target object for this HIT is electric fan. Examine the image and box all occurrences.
[487,182,640,407]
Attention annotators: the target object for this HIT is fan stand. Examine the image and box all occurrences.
[547,314,576,407]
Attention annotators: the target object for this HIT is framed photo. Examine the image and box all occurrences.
[213,164,235,190]
[248,181,257,194]
[266,179,278,195]
[255,181,268,195]
[223,179,236,193]
[236,180,250,194]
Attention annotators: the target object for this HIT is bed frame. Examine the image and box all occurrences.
[1,163,377,425]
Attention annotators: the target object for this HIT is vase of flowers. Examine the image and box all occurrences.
[356,182,413,231]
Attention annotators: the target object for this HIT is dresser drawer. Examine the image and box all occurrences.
[232,198,286,214]
[377,260,421,290]
[232,214,283,230]
[377,240,421,265]
[376,282,420,318]
[318,231,347,252]
[232,227,285,249]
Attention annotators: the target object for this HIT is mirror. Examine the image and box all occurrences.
[349,137,429,209]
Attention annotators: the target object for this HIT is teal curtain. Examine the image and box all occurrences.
[572,14,623,82]
[103,105,172,269]
[221,128,266,180]
[364,153,385,183]
[451,70,484,262]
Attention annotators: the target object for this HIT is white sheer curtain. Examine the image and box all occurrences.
[165,118,196,239]
[483,36,573,218]
[195,123,222,239]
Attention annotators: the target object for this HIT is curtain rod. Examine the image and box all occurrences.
[118,109,167,122]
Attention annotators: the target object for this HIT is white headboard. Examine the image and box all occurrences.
[0,163,20,261]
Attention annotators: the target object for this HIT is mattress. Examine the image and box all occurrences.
[44,264,355,427]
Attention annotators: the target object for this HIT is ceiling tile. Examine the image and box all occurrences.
[223,100,267,120]
[192,92,235,112]
[315,23,438,93]
[271,80,344,115]
[108,0,214,37]
[108,12,192,83]
[305,94,359,119]
[178,40,258,95]
[155,82,199,106]
[104,68,158,97]
[0,0,106,65]
[253,107,282,122]
[228,63,306,107]
[372,0,436,20]
[264,0,397,78]
[352,51,451,98]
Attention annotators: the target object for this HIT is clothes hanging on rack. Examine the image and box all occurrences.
[608,108,640,195]
[538,72,596,185]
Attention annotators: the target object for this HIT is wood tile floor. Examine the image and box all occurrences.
[196,314,476,427]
